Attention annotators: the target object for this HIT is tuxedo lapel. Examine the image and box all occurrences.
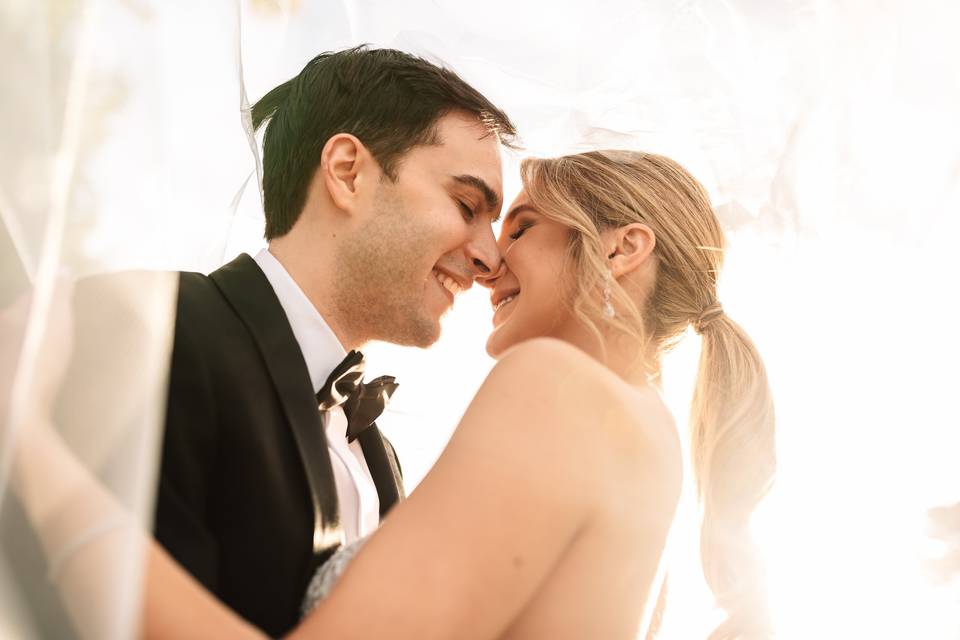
[209,253,343,555]
[357,426,403,516]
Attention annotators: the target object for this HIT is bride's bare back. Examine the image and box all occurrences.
[293,337,682,640]
[499,343,681,639]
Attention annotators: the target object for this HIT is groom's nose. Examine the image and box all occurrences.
[465,224,503,282]
[476,260,506,289]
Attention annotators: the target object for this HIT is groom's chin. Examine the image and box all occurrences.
[386,312,441,348]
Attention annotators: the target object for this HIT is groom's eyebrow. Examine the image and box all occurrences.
[451,174,502,219]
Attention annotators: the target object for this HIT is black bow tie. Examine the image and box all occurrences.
[315,350,398,443]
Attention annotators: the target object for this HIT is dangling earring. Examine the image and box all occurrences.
[603,251,617,318]
[602,277,615,318]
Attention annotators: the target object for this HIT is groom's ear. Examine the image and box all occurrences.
[604,223,656,278]
[321,133,377,214]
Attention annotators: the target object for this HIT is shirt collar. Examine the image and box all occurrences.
[252,248,347,393]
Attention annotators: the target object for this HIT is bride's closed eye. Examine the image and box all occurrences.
[509,222,532,240]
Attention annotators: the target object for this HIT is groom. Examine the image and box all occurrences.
[155,46,515,637]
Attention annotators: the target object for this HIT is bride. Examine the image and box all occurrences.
[8,150,776,639]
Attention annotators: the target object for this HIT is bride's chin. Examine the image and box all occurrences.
[485,324,514,359]
[485,331,503,359]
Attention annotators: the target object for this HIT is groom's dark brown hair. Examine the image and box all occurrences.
[252,45,517,239]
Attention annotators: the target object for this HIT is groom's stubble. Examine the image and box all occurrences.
[330,179,442,348]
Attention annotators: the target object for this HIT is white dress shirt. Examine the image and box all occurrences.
[253,248,380,544]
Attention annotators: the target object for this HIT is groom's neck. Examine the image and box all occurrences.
[266,231,359,351]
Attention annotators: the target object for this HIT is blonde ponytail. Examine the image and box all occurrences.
[692,314,776,639]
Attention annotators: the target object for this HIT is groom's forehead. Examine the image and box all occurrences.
[427,113,503,180]
[405,146,503,216]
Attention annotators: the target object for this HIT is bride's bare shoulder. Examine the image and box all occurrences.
[492,336,601,373]
[483,337,611,404]
[463,338,609,426]
[472,338,680,477]
[488,338,668,426]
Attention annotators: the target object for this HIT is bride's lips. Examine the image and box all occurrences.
[491,288,520,325]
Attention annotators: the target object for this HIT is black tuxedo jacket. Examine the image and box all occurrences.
[155,253,404,637]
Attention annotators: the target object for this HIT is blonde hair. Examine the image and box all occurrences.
[521,150,777,639]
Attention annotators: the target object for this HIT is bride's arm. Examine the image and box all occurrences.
[3,282,267,640]
[290,337,632,640]
[11,412,268,640]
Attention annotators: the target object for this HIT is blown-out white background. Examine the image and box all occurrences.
[2,1,959,638]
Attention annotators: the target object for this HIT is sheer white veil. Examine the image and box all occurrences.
[1,1,959,638]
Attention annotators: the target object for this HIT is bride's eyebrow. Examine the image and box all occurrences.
[502,204,538,227]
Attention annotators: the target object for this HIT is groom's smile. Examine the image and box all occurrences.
[431,267,467,306]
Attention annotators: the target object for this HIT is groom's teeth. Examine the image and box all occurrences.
[433,270,462,295]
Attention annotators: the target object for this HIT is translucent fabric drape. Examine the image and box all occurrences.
[1,1,958,638]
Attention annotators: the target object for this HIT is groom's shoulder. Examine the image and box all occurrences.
[174,253,266,318]
[176,268,216,303]
[172,271,219,329]
[172,268,249,349]
[174,267,237,322]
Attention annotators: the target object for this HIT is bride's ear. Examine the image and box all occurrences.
[604,223,656,278]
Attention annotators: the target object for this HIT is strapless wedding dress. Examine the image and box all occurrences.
[300,537,368,618]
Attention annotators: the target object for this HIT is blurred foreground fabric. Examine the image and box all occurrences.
[1,1,958,638]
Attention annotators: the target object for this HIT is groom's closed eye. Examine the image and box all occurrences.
[456,199,478,221]
[450,174,502,220]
